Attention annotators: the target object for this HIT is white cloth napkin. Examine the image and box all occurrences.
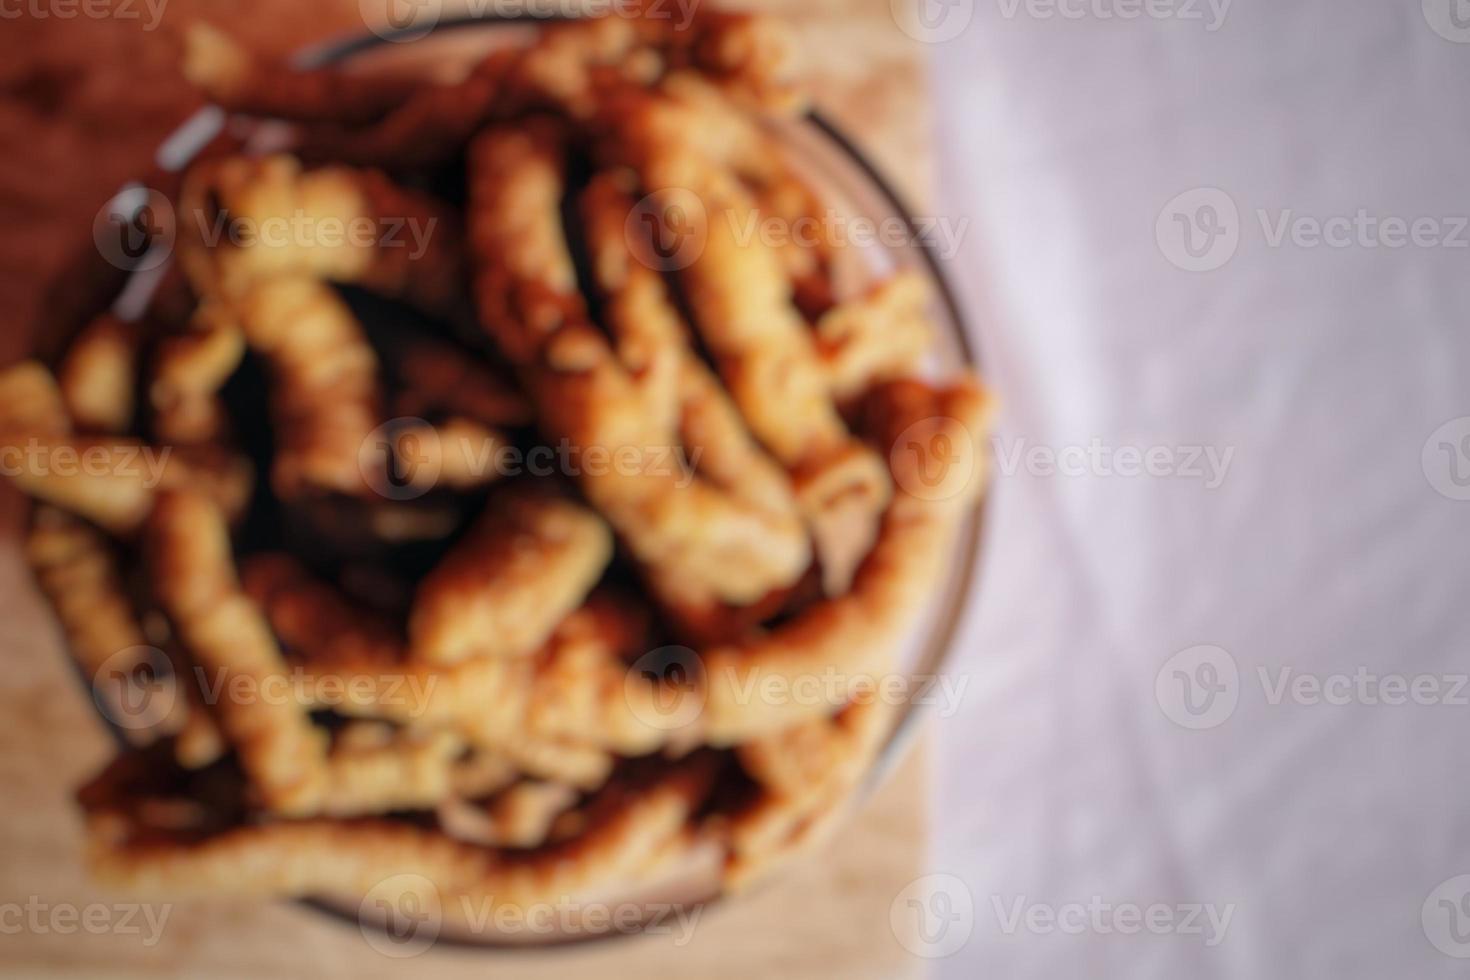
[922,2,1470,976]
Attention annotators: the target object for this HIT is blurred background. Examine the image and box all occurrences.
[932,1,1470,977]
[2,1,1468,978]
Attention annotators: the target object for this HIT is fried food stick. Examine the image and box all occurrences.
[580,170,808,639]
[183,22,419,125]
[58,314,140,434]
[605,88,893,596]
[0,359,68,435]
[227,277,381,499]
[0,361,253,535]
[295,51,517,170]
[580,172,798,518]
[178,154,463,316]
[391,336,533,429]
[614,70,842,316]
[26,507,175,737]
[319,723,463,819]
[815,272,934,400]
[726,698,893,889]
[288,7,800,170]
[149,493,470,817]
[148,300,245,445]
[686,382,993,881]
[242,554,684,756]
[621,73,935,398]
[409,486,614,664]
[460,733,614,793]
[437,780,582,849]
[697,376,993,744]
[84,754,716,915]
[468,124,810,606]
[147,489,329,816]
[27,506,225,768]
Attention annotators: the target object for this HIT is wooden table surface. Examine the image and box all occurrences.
[0,2,940,976]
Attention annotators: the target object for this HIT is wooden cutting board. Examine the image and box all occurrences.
[0,2,939,976]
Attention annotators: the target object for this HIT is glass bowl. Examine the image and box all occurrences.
[60,11,986,948]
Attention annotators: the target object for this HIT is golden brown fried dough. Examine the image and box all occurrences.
[0,363,253,533]
[392,337,533,429]
[86,753,716,914]
[816,271,934,400]
[409,487,613,664]
[437,780,581,849]
[58,314,140,434]
[179,154,462,315]
[606,86,893,595]
[23,9,994,910]
[698,377,993,743]
[229,276,381,499]
[183,22,418,125]
[469,125,811,605]
[727,699,893,889]
[148,302,244,445]
[147,490,329,816]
